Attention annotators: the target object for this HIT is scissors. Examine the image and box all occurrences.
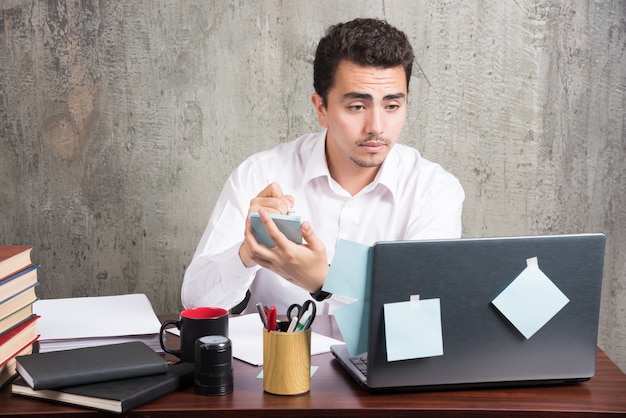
[286,300,317,330]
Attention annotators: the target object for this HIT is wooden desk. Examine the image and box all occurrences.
[2,315,626,417]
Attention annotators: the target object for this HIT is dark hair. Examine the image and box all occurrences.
[313,18,415,106]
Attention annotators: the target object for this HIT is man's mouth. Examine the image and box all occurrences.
[358,137,388,153]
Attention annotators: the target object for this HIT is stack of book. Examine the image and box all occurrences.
[0,245,40,390]
[11,342,195,413]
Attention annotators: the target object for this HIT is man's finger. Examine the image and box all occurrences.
[256,182,284,198]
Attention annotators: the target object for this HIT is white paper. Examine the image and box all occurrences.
[229,314,343,366]
[34,294,162,352]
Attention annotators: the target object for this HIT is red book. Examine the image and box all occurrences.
[0,246,33,280]
[0,315,39,366]
[0,343,33,390]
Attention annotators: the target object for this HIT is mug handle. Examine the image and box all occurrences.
[159,319,182,356]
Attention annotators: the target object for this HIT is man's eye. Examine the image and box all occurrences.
[386,104,400,111]
[348,105,365,111]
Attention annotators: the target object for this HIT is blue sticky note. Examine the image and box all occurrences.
[257,366,318,379]
[323,240,372,300]
[383,298,444,362]
[322,239,373,356]
[491,257,569,339]
[333,300,370,356]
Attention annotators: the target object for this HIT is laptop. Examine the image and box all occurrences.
[331,233,606,392]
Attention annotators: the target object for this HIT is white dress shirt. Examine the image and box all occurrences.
[181,131,464,314]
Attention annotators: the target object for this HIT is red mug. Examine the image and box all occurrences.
[159,307,228,362]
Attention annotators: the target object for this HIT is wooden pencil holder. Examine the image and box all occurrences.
[262,328,311,395]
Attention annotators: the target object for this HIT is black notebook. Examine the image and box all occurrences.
[12,362,195,413]
[16,341,168,390]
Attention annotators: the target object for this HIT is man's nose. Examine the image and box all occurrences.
[365,108,384,136]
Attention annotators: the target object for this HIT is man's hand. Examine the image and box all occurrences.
[249,182,294,216]
[239,182,294,267]
[238,182,328,293]
[243,209,329,293]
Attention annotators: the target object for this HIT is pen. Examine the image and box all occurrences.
[301,312,315,330]
[287,316,298,332]
[295,310,310,331]
[256,302,268,329]
[266,305,277,331]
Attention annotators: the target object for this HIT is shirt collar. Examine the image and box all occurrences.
[366,146,400,201]
[302,130,400,201]
[302,130,331,184]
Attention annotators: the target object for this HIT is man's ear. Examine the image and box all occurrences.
[311,93,328,128]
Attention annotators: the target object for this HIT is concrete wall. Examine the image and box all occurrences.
[1,1,624,371]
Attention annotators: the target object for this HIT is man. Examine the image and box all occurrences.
[182,18,464,314]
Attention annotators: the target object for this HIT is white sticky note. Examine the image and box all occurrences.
[491,257,570,339]
[383,298,443,362]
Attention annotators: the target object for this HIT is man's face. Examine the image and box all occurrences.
[313,60,408,177]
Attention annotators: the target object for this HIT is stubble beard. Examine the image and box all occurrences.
[350,135,390,168]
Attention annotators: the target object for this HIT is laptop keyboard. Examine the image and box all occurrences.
[350,355,368,377]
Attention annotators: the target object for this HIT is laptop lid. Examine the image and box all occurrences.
[332,233,605,392]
